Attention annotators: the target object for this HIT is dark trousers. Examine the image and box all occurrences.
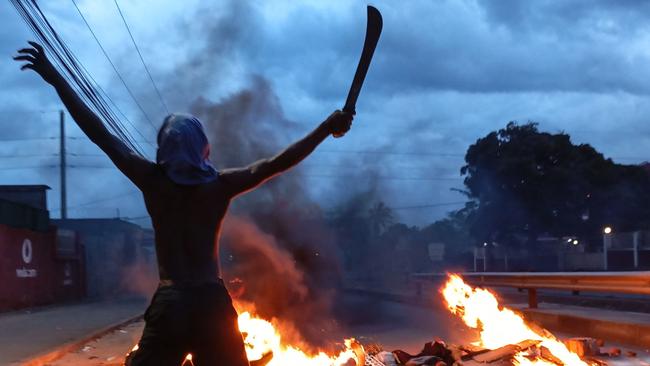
[125,282,250,366]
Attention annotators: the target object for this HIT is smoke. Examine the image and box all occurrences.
[150,0,390,349]
[188,76,346,349]
[120,261,159,298]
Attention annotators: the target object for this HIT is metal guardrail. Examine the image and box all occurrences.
[411,271,650,308]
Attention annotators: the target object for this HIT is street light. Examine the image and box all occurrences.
[603,226,613,270]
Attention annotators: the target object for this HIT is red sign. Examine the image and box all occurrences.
[0,224,83,311]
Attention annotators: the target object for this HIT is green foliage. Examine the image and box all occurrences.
[461,122,650,248]
[421,204,474,250]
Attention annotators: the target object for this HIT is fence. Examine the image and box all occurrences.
[412,271,650,308]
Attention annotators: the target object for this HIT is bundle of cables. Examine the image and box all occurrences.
[10,0,156,158]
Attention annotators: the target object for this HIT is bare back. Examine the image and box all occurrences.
[142,167,230,284]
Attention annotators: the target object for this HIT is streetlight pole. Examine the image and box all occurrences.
[603,226,612,271]
[633,231,640,269]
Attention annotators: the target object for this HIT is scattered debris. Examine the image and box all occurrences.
[608,348,621,357]
[565,337,600,358]
[356,336,650,366]
[472,340,540,363]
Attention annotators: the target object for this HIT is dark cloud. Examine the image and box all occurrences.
[3,0,650,228]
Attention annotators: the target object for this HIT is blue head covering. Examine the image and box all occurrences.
[156,113,218,185]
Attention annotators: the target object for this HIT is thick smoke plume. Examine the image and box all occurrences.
[148,0,388,349]
[190,76,345,349]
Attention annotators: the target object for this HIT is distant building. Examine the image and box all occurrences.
[0,185,50,231]
[0,185,84,311]
[0,184,50,210]
[52,218,157,299]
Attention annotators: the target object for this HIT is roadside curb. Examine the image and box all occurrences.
[344,287,650,348]
[18,313,144,366]
[521,308,650,349]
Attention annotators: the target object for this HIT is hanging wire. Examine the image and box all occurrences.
[10,0,153,157]
[114,0,170,114]
[69,0,159,133]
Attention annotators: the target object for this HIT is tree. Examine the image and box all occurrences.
[419,203,476,268]
[461,122,650,250]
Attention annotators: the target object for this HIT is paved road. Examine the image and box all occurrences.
[335,293,473,352]
[0,298,147,366]
[47,293,475,366]
[12,293,650,365]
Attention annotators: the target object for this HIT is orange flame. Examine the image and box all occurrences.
[181,353,194,366]
[441,274,589,366]
[237,311,357,366]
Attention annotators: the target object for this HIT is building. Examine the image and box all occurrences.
[0,185,84,311]
[52,218,157,299]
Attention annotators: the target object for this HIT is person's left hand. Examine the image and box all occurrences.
[325,110,354,138]
[13,41,59,85]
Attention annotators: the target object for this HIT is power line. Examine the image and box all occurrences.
[68,152,105,157]
[301,174,461,181]
[0,165,56,170]
[70,0,158,133]
[51,189,140,211]
[62,134,650,161]
[73,59,154,151]
[0,137,56,142]
[0,109,60,114]
[68,164,114,169]
[113,0,169,114]
[60,166,464,181]
[317,149,465,157]
[0,153,57,159]
[11,0,149,156]
[389,201,467,210]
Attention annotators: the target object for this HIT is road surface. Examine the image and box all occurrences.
[42,293,650,365]
[0,298,146,366]
[45,293,472,365]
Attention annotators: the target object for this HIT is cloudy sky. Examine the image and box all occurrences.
[2,0,650,227]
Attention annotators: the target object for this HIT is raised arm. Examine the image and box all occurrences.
[14,42,154,189]
[221,110,353,197]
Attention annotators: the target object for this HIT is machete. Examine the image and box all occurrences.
[339,5,382,135]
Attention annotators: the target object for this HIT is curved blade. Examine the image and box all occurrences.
[343,5,383,114]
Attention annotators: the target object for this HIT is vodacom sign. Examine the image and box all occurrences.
[16,238,38,278]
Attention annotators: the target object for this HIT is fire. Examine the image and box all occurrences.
[237,311,358,366]
[441,274,589,366]
[181,353,194,366]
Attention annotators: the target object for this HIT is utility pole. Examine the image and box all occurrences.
[60,110,67,219]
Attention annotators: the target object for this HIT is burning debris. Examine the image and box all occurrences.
[236,311,358,366]
[439,275,587,365]
[231,274,644,366]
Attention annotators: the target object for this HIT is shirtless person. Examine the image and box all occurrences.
[14,41,353,366]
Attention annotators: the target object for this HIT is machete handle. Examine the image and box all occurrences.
[332,108,355,138]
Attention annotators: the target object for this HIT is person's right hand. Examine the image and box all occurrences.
[13,41,59,85]
[325,110,354,138]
